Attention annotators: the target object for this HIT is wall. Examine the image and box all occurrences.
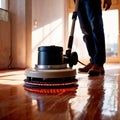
[31,0,66,66]
[0,20,10,69]
[0,0,65,69]
[9,0,65,68]
[8,0,32,69]
[8,0,27,69]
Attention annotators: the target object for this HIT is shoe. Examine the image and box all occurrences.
[78,63,93,72]
[88,64,104,76]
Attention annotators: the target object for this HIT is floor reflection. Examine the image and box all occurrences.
[25,90,77,120]
[0,83,32,120]
[69,75,104,120]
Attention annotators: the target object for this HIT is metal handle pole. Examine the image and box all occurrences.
[66,0,79,56]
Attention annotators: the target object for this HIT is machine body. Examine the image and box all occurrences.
[24,0,80,94]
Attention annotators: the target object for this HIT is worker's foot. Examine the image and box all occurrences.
[88,64,105,76]
[78,63,93,72]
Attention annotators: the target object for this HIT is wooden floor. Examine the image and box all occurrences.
[0,64,120,120]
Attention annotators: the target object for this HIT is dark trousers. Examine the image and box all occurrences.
[74,0,106,65]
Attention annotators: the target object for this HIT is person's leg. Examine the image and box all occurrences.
[84,0,105,75]
[75,0,96,72]
[85,0,106,65]
[76,0,106,75]
[76,0,96,64]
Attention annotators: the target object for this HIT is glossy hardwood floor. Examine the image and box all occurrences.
[0,64,120,120]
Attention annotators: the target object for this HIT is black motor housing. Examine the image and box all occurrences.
[38,46,63,65]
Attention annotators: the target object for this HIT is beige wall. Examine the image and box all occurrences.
[8,0,27,69]
[32,0,65,30]
[0,0,32,69]
[31,0,65,66]
[0,0,65,69]
[0,20,10,69]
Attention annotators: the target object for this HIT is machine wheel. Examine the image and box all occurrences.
[69,52,78,68]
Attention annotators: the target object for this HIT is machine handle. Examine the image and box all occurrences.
[67,0,79,51]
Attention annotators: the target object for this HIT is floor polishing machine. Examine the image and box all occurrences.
[24,0,82,94]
